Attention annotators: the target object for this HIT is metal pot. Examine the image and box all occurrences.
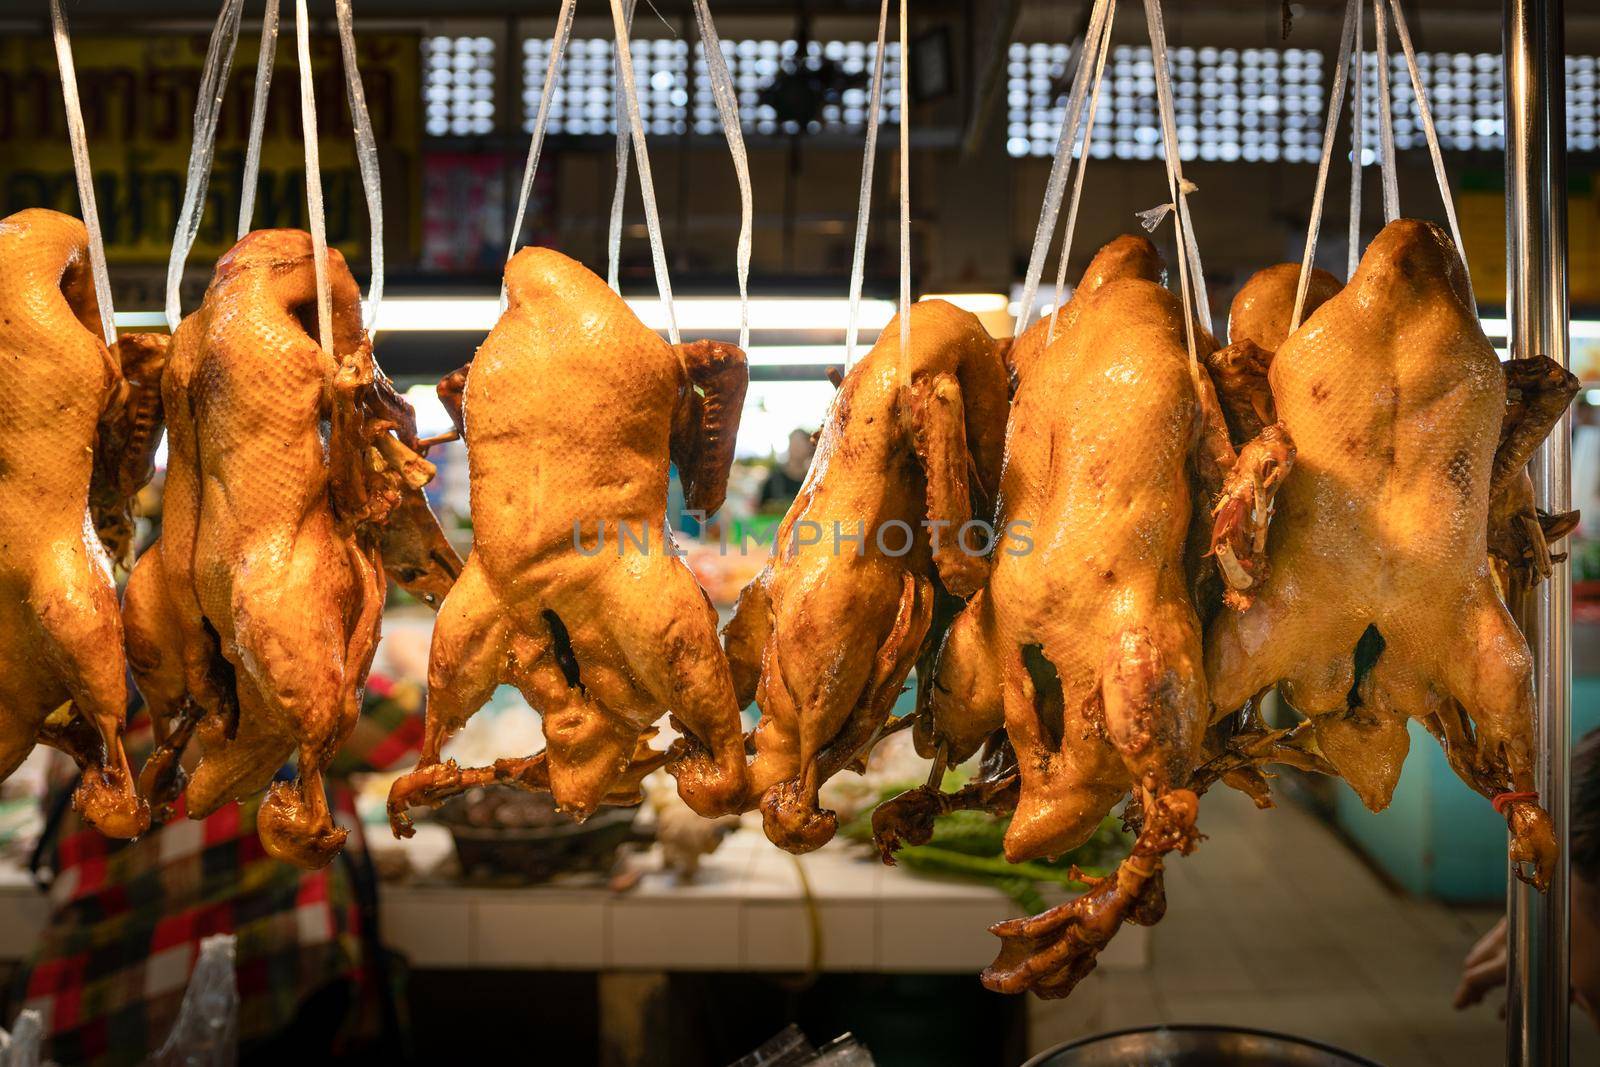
[1023,1026,1384,1067]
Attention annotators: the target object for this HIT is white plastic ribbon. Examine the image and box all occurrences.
[1143,0,1212,361]
[606,0,637,294]
[165,0,247,333]
[897,0,910,365]
[844,0,892,367]
[694,0,754,352]
[1346,5,1363,282]
[48,0,116,348]
[1385,0,1468,283]
[294,0,332,354]
[1013,0,1114,339]
[504,0,575,308]
[1374,0,1399,223]
[1290,0,1359,333]
[336,0,384,329]
[238,0,280,240]
[1048,0,1115,345]
[607,0,679,345]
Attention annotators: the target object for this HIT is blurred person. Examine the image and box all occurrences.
[756,427,817,513]
[1454,728,1600,1026]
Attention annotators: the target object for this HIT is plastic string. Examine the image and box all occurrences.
[1373,0,1399,223]
[238,0,280,239]
[1014,0,1114,339]
[294,0,332,354]
[1143,0,1210,361]
[844,0,891,367]
[48,0,116,347]
[1345,5,1363,282]
[897,0,910,365]
[1385,0,1469,283]
[1290,0,1359,333]
[504,0,575,309]
[1047,0,1115,345]
[606,0,637,293]
[694,0,754,352]
[164,0,247,333]
[607,0,679,345]
[336,0,385,329]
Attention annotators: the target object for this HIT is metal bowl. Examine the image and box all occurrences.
[1024,1026,1385,1067]
[435,788,642,883]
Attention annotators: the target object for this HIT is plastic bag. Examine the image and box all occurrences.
[146,934,239,1067]
[726,1025,875,1067]
[0,1009,46,1067]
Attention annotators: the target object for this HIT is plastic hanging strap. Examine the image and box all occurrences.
[1144,0,1212,349]
[336,0,384,329]
[165,0,247,333]
[896,0,910,365]
[1014,0,1114,339]
[844,0,892,367]
[48,0,116,348]
[1346,4,1363,282]
[694,0,753,352]
[1374,0,1399,223]
[606,0,637,293]
[1290,0,1359,333]
[607,0,678,345]
[1048,0,1115,345]
[294,0,332,354]
[1385,0,1468,282]
[504,0,576,308]
[238,0,280,240]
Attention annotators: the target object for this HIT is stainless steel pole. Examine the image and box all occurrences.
[1504,0,1571,1063]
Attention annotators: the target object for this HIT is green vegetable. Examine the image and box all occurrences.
[840,781,1132,913]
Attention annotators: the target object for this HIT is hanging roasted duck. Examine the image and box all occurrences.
[386,247,750,831]
[0,208,169,838]
[874,235,1296,999]
[1205,219,1572,890]
[1205,262,1340,444]
[123,229,460,869]
[720,300,1010,853]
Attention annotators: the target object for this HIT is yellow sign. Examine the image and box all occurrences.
[0,32,419,263]
[1460,180,1600,309]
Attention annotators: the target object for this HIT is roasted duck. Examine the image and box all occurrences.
[721,300,1009,852]
[0,208,166,838]
[1205,219,1570,889]
[878,235,1294,998]
[1205,262,1340,444]
[124,229,459,868]
[387,248,750,830]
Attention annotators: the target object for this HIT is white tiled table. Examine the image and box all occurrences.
[377,822,1148,975]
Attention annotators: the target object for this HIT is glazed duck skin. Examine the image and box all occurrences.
[1205,262,1340,444]
[1204,219,1564,889]
[387,248,750,830]
[722,299,1010,853]
[0,207,157,838]
[124,230,455,868]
